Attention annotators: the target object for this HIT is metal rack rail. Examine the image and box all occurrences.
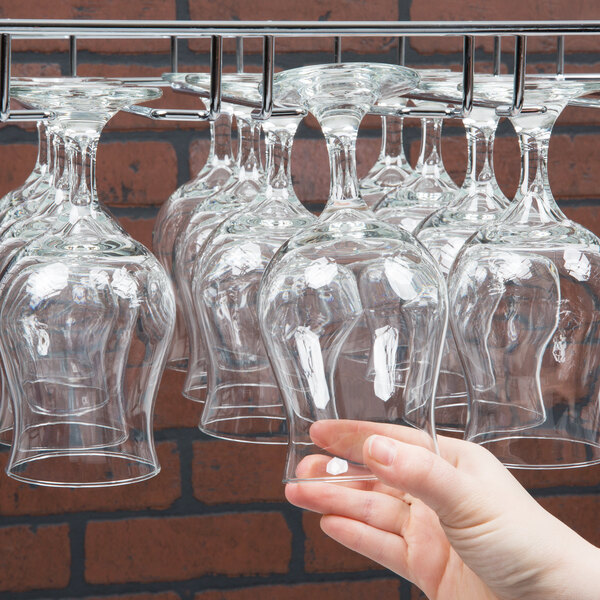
[1,20,600,124]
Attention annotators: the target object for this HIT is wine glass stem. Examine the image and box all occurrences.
[381,115,409,167]
[322,131,368,214]
[235,115,261,177]
[416,117,444,174]
[264,124,297,191]
[464,123,496,186]
[208,111,234,164]
[36,120,50,175]
[517,132,550,200]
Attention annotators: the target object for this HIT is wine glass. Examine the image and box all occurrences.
[0,79,175,487]
[258,63,447,482]
[0,118,52,219]
[375,70,462,233]
[359,114,413,208]
[153,73,236,373]
[449,76,600,468]
[194,92,314,444]
[414,77,511,431]
[174,73,264,402]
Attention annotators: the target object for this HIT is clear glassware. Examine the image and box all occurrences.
[195,102,315,444]
[174,73,264,402]
[0,79,175,487]
[0,118,52,218]
[258,63,447,483]
[153,73,236,373]
[449,76,600,468]
[359,114,413,208]
[414,88,511,431]
[375,70,462,232]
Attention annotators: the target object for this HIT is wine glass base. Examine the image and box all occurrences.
[470,435,600,470]
[199,415,288,445]
[7,452,160,487]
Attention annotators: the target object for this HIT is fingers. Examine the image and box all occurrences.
[363,434,477,524]
[309,419,462,466]
[286,481,411,534]
[320,515,410,579]
[295,453,373,481]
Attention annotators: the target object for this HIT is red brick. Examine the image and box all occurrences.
[85,594,181,600]
[85,513,292,584]
[409,1,600,54]
[563,206,600,239]
[188,1,397,54]
[97,141,177,207]
[0,442,180,516]
[538,495,600,547]
[153,368,205,430]
[7,1,176,54]
[0,523,70,592]
[194,580,402,600]
[303,512,384,573]
[0,143,38,198]
[192,440,286,504]
[116,215,155,251]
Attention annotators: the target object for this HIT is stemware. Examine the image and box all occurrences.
[0,118,52,218]
[258,63,447,482]
[449,76,600,468]
[414,82,511,431]
[194,96,314,444]
[0,79,175,487]
[174,73,264,402]
[359,114,412,208]
[153,74,236,373]
[375,70,462,233]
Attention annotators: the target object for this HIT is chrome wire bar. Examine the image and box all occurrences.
[170,36,178,73]
[69,35,77,76]
[557,35,565,76]
[493,36,501,75]
[334,36,342,63]
[236,37,244,73]
[2,20,600,37]
[1,20,599,123]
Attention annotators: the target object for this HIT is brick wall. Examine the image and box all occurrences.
[0,2,599,599]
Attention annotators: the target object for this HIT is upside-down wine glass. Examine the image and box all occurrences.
[375,70,461,232]
[0,79,175,487]
[258,63,447,482]
[414,79,511,431]
[359,114,413,208]
[174,73,264,402]
[0,117,52,218]
[153,73,236,373]
[449,76,600,468]
[195,96,314,444]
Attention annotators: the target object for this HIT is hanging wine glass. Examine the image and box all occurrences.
[174,73,264,402]
[153,73,236,373]
[414,78,511,431]
[375,70,462,232]
[359,114,413,208]
[0,79,175,487]
[0,116,52,220]
[194,95,314,444]
[258,63,447,482]
[449,76,600,468]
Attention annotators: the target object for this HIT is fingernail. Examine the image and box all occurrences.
[367,435,396,466]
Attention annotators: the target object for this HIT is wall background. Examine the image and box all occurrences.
[0,2,599,599]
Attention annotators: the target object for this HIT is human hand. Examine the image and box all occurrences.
[285,420,600,600]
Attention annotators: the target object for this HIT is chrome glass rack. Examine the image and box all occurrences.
[1,19,600,123]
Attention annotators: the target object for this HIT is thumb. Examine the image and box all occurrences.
[364,434,480,524]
